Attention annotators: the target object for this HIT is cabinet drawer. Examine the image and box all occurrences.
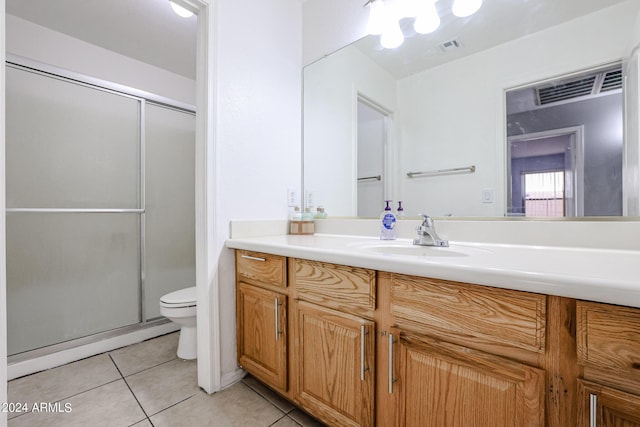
[577,301,640,374]
[391,274,546,353]
[236,250,287,289]
[292,259,376,318]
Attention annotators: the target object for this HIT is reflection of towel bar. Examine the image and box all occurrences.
[407,165,475,178]
[358,175,382,182]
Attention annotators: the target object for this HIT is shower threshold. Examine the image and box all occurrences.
[8,318,179,380]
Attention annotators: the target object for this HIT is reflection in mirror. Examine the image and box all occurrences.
[506,63,623,217]
[303,0,640,219]
[357,97,391,216]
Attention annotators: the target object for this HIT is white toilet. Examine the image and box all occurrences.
[160,286,197,360]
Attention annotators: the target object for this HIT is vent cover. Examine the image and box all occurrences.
[536,66,622,106]
[600,69,622,92]
[437,38,462,53]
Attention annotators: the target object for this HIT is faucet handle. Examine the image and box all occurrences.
[418,213,434,228]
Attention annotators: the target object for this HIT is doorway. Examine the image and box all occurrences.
[507,127,584,217]
[357,97,391,217]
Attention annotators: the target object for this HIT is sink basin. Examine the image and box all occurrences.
[348,240,490,258]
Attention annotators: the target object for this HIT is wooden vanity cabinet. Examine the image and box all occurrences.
[387,274,548,427]
[235,250,640,427]
[392,331,545,427]
[576,301,640,427]
[235,251,289,393]
[291,259,376,427]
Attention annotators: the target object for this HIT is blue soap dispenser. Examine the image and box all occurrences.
[380,200,397,240]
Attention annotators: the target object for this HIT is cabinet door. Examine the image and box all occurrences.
[393,332,545,427]
[294,301,375,427]
[236,282,287,392]
[578,380,640,427]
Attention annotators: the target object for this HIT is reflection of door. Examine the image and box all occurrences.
[357,98,389,217]
[507,126,584,217]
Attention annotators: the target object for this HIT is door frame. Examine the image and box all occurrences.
[354,93,394,216]
[507,126,585,217]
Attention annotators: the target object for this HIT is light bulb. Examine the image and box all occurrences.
[367,0,386,35]
[452,0,482,17]
[414,2,440,34]
[380,16,404,49]
[398,0,420,18]
[170,1,194,18]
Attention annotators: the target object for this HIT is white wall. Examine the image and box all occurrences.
[625,7,640,216]
[398,2,637,217]
[6,15,195,104]
[302,0,368,66]
[214,0,302,386]
[304,45,396,215]
[0,1,7,426]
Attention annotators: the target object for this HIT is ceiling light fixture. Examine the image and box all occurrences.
[170,1,194,18]
[365,0,482,49]
[414,1,440,34]
[398,0,420,18]
[452,0,483,18]
[380,15,405,49]
[366,0,386,35]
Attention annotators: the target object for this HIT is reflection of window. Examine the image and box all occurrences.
[523,171,564,217]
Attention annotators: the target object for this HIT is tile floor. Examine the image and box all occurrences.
[7,332,325,427]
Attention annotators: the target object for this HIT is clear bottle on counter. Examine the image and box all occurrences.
[289,206,314,235]
[397,201,405,218]
[380,200,397,240]
[314,206,327,219]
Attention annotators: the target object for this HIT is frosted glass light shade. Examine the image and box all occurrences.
[380,16,404,49]
[367,0,386,35]
[398,0,420,18]
[414,2,440,34]
[452,0,482,17]
[170,1,194,18]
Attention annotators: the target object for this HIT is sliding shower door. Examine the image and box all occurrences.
[144,104,195,320]
[6,66,143,355]
[5,62,195,357]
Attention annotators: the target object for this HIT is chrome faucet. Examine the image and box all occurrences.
[413,214,449,247]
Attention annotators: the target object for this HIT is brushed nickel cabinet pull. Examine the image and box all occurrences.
[275,298,280,342]
[590,393,597,427]
[361,325,369,381]
[389,333,397,394]
[241,254,266,262]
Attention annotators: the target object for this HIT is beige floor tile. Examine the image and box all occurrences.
[125,358,198,416]
[109,332,179,376]
[288,409,327,427]
[242,375,295,413]
[131,419,153,427]
[272,416,303,427]
[150,383,285,427]
[8,379,146,427]
[8,353,121,418]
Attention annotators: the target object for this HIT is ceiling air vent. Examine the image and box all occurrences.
[535,65,622,106]
[537,76,596,105]
[437,38,462,53]
[600,69,623,92]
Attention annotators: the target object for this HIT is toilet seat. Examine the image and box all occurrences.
[160,286,196,308]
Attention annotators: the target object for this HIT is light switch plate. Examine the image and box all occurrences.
[482,188,494,203]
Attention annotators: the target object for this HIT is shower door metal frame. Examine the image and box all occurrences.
[5,54,195,358]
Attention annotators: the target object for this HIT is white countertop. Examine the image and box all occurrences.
[225,233,640,309]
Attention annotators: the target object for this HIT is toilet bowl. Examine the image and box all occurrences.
[160,286,197,360]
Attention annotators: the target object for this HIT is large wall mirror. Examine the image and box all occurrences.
[303,0,640,219]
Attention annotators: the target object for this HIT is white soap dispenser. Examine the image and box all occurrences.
[380,200,397,240]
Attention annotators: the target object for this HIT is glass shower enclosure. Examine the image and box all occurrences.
[5,58,195,358]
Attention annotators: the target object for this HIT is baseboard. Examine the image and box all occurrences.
[219,367,246,391]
